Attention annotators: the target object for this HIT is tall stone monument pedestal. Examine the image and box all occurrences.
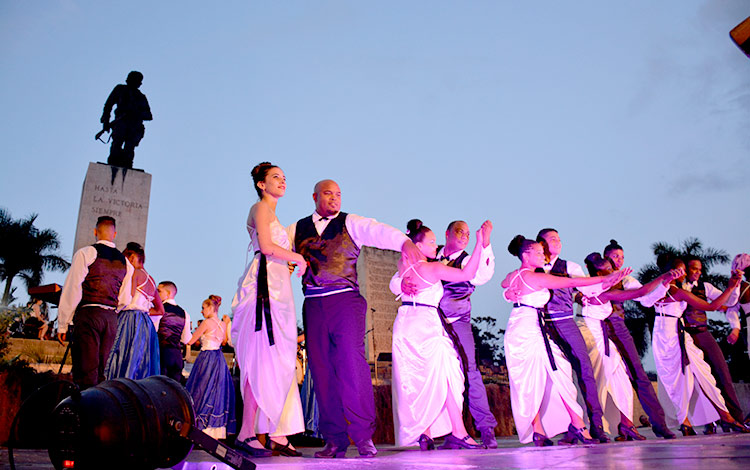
[73,163,151,254]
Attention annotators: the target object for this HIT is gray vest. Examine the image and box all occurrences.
[439,250,475,323]
[295,212,361,296]
[537,258,574,320]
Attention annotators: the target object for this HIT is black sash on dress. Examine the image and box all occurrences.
[602,320,610,357]
[657,312,690,372]
[514,303,557,371]
[677,318,690,372]
[255,251,275,346]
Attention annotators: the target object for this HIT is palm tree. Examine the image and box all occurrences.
[0,208,70,306]
[625,237,731,358]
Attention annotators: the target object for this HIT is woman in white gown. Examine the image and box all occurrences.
[651,255,746,435]
[580,252,680,440]
[231,162,308,458]
[391,219,490,450]
[500,236,627,446]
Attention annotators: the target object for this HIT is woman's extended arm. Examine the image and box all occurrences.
[599,269,681,303]
[525,267,630,291]
[672,270,743,310]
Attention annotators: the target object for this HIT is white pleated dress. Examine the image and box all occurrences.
[582,301,633,434]
[653,295,727,426]
[231,219,304,437]
[504,269,584,443]
[391,264,465,447]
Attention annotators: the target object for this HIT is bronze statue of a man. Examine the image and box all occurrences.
[100,71,152,169]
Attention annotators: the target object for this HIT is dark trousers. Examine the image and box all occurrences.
[546,317,604,429]
[160,345,184,384]
[690,329,744,422]
[71,306,118,388]
[303,291,375,446]
[452,320,498,431]
[605,316,668,430]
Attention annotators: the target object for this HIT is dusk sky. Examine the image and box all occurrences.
[2,1,748,369]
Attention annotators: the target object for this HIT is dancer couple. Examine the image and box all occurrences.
[583,245,747,438]
[389,218,495,450]
[231,162,420,458]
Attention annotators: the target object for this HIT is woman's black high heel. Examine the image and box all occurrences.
[561,424,598,445]
[532,432,554,447]
[418,434,435,451]
[720,419,750,433]
[439,434,483,449]
[617,423,646,441]
[679,424,697,436]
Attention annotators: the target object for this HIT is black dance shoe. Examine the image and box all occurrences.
[704,422,717,435]
[532,432,554,447]
[438,434,483,450]
[418,434,435,451]
[590,425,611,443]
[314,441,348,458]
[617,423,646,441]
[355,438,378,458]
[235,437,273,458]
[268,439,303,457]
[652,425,677,440]
[480,428,498,449]
[720,419,750,433]
[679,424,697,436]
[560,424,598,445]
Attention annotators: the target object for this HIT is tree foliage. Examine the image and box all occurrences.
[471,315,505,369]
[0,208,70,306]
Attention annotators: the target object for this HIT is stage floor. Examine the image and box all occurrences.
[5,429,750,470]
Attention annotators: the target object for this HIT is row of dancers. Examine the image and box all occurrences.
[58,160,750,458]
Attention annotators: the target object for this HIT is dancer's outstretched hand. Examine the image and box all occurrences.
[602,267,632,290]
[480,220,493,248]
[475,226,485,248]
[660,268,684,284]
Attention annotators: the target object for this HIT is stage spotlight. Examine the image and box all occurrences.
[730,16,750,58]
[47,375,254,470]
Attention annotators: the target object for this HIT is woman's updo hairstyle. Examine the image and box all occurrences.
[251,162,279,198]
[584,252,613,277]
[205,294,222,311]
[603,239,623,257]
[656,253,683,274]
[122,242,145,264]
[406,219,431,244]
[508,235,536,260]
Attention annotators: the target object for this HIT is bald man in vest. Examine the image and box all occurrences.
[289,179,419,458]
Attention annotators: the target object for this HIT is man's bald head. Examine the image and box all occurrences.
[313,179,341,217]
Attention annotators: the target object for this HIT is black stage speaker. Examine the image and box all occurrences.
[46,375,254,470]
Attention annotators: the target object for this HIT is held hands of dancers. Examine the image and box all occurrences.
[289,254,307,278]
[728,269,743,288]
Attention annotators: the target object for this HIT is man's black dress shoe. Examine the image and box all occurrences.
[314,442,348,458]
[356,438,378,458]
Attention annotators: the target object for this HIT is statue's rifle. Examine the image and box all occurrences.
[95,116,121,143]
